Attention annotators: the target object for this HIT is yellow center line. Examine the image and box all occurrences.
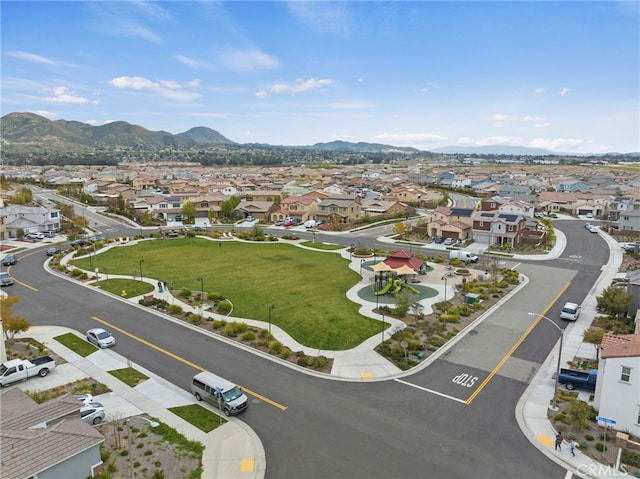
[92,316,287,411]
[465,281,571,405]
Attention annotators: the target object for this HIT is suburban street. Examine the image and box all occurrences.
[8,210,611,478]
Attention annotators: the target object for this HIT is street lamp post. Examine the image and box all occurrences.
[138,259,144,282]
[268,304,275,334]
[126,416,159,478]
[441,275,448,302]
[197,277,204,316]
[528,312,565,410]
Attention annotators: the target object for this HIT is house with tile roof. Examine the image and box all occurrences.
[316,195,362,224]
[471,211,528,247]
[0,388,104,479]
[425,206,475,241]
[594,332,640,433]
[273,195,320,223]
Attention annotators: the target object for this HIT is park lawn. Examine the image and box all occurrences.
[93,278,155,297]
[54,332,98,357]
[72,238,380,350]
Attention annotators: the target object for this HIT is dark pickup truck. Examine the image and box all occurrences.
[555,368,597,391]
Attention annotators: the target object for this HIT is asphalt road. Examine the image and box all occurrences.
[7,213,611,478]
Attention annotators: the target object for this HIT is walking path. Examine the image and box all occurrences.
[3,219,625,478]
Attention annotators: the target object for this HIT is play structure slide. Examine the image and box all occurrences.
[374,278,393,295]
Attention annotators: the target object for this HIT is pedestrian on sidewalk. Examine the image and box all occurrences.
[555,432,563,451]
[570,439,577,456]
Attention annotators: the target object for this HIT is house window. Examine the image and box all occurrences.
[479,221,483,227]
[621,366,631,383]
[508,225,513,231]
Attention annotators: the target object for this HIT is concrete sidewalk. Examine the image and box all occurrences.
[13,325,266,479]
[5,218,625,478]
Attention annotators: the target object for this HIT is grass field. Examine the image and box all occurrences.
[54,332,98,357]
[72,238,381,350]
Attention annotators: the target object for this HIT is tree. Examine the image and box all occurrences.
[596,286,632,319]
[19,187,33,204]
[583,327,605,359]
[1,296,30,343]
[220,196,241,219]
[393,222,407,237]
[181,201,196,224]
[565,398,594,432]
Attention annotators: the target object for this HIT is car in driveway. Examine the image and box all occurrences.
[74,393,94,405]
[86,328,116,348]
[81,402,105,425]
[27,232,45,240]
[46,247,61,256]
[2,254,17,266]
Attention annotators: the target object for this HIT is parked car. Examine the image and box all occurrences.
[86,328,116,348]
[81,402,106,425]
[43,231,56,238]
[27,232,45,240]
[2,254,17,266]
[588,225,599,233]
[192,226,205,231]
[283,219,296,227]
[584,223,592,230]
[46,247,61,256]
[70,239,87,246]
[245,215,255,222]
[585,213,594,219]
[433,236,444,244]
[73,393,94,405]
[0,272,14,287]
[274,220,285,226]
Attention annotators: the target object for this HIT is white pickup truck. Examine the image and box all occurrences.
[0,356,56,387]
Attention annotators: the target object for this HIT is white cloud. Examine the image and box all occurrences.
[110,76,159,89]
[489,114,518,127]
[175,55,211,69]
[529,137,584,150]
[475,136,521,146]
[329,134,357,142]
[8,51,57,65]
[533,88,545,94]
[108,76,200,101]
[270,78,333,94]
[456,137,475,146]
[560,87,571,96]
[286,2,351,35]
[32,110,57,119]
[44,86,91,104]
[159,80,181,89]
[420,81,439,93]
[374,133,448,144]
[217,46,279,73]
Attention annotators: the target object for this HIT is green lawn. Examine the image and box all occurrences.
[108,367,149,387]
[54,332,98,357]
[71,238,381,349]
[168,404,226,432]
[93,278,155,297]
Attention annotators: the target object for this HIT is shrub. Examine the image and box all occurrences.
[211,319,227,329]
[187,313,202,325]
[179,288,192,298]
[217,301,232,314]
[280,347,292,359]
[595,442,606,452]
[206,292,222,301]
[167,304,183,315]
[268,341,283,355]
[621,449,640,468]
[258,329,273,340]
[584,434,594,441]
[240,330,256,341]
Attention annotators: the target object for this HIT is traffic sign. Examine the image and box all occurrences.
[596,416,616,425]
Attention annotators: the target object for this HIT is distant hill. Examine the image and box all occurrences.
[0,112,235,153]
[176,126,236,145]
[308,140,420,153]
[429,145,561,156]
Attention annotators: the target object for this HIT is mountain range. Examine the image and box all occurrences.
[1,112,635,157]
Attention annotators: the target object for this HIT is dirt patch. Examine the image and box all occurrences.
[97,418,202,479]
[7,338,66,365]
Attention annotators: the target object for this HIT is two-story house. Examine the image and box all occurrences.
[425,206,475,241]
[316,195,361,224]
[594,332,640,434]
[0,205,61,238]
[471,211,528,247]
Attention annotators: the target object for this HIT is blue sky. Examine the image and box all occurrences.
[2,1,639,154]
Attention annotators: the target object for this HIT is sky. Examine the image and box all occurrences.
[2,1,639,154]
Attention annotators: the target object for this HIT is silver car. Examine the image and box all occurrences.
[86,328,116,348]
[81,402,105,425]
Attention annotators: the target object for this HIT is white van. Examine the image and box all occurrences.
[560,302,581,321]
[191,371,249,416]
